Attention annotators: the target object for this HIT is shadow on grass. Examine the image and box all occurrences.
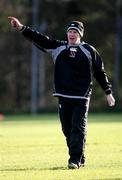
[0,166,68,171]
[49,166,67,170]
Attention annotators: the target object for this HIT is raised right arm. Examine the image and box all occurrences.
[8,16,65,50]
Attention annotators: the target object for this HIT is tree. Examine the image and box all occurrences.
[0,0,121,113]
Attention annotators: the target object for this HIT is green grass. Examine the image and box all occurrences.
[0,113,122,180]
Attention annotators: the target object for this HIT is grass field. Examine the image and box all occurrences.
[0,113,122,180]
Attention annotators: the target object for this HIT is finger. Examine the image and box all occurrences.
[8,16,16,19]
[8,16,15,20]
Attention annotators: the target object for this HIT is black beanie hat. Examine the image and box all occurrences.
[67,21,84,37]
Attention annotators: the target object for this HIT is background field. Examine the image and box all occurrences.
[0,113,122,180]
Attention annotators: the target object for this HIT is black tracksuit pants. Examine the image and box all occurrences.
[58,97,89,163]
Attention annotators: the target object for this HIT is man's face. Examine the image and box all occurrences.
[67,29,81,45]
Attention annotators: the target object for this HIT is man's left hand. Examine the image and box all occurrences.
[106,94,115,107]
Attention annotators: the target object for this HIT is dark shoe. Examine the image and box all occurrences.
[68,162,79,169]
[68,154,85,169]
[68,160,82,169]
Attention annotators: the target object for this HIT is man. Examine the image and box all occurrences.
[8,17,115,169]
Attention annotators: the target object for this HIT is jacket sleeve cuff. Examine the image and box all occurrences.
[105,89,112,95]
[20,26,26,32]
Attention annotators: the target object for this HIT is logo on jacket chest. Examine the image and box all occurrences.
[69,47,78,58]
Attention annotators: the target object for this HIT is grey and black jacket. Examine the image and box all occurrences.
[21,26,112,100]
